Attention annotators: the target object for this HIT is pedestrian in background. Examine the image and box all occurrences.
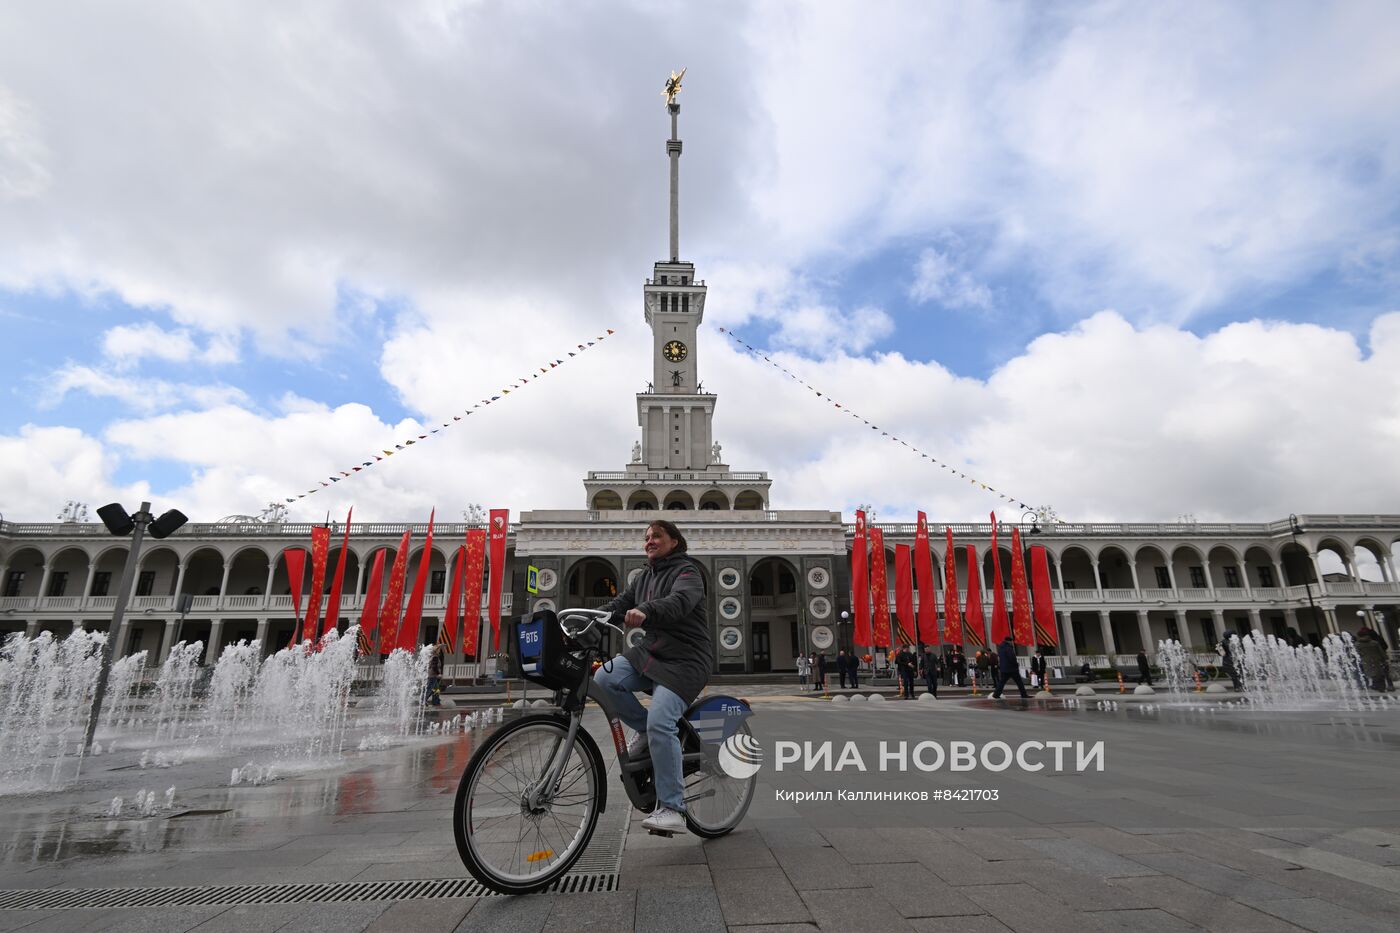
[1136,650,1153,686]
[991,635,1029,700]
[796,653,810,691]
[1030,647,1048,689]
[920,646,940,698]
[815,652,828,692]
[836,649,850,689]
[425,643,445,707]
[895,644,917,699]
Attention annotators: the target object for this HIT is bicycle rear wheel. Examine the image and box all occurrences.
[453,713,604,895]
[682,721,757,838]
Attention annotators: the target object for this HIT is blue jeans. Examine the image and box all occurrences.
[592,655,687,812]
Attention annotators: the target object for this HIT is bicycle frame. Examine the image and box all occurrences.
[527,610,714,815]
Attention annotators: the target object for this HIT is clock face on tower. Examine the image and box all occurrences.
[662,340,688,363]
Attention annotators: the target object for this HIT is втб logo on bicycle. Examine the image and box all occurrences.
[719,732,763,779]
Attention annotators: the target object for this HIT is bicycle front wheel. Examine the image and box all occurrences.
[453,713,604,895]
[683,721,757,838]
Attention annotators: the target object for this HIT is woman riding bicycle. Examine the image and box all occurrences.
[593,519,711,836]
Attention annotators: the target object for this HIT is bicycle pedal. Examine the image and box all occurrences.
[645,828,677,838]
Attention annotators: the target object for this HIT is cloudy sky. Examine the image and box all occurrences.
[1,0,1398,524]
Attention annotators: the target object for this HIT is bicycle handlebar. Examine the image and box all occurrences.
[558,607,646,649]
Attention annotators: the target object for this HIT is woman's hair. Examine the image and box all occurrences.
[647,519,687,552]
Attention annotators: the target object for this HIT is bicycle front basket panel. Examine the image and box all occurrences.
[512,609,588,691]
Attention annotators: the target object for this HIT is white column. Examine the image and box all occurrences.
[1127,560,1141,595]
[1202,560,1216,597]
[1247,608,1261,635]
[1239,558,1253,597]
[217,558,232,602]
[1136,610,1154,658]
[254,618,270,656]
[1090,561,1104,595]
[1164,557,1179,592]
[158,618,179,664]
[263,558,277,607]
[1098,610,1115,658]
[1211,609,1225,648]
[81,562,99,603]
[205,619,224,665]
[682,405,692,469]
[1059,611,1077,662]
[24,619,40,639]
[1272,559,1288,590]
[36,562,53,602]
[1307,551,1327,595]
[1174,611,1194,651]
[1323,608,1339,635]
[172,559,188,602]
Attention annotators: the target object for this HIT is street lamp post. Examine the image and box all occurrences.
[1288,514,1323,636]
[83,501,187,753]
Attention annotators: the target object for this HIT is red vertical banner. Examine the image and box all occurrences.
[1009,528,1034,646]
[460,530,488,657]
[283,548,306,646]
[440,544,466,654]
[894,544,915,646]
[378,530,413,654]
[1030,545,1059,647]
[852,511,871,648]
[357,548,386,654]
[988,515,1011,644]
[913,513,938,645]
[487,509,509,651]
[321,509,353,639]
[397,510,436,653]
[942,528,962,645]
[963,545,986,647]
[301,526,331,644]
[869,528,892,650]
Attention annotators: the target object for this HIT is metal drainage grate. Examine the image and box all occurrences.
[0,872,619,911]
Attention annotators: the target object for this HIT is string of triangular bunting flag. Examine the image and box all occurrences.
[717,326,1063,522]
[285,328,619,502]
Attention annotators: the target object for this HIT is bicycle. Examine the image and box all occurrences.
[452,608,758,895]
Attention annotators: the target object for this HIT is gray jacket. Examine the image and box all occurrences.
[601,551,711,705]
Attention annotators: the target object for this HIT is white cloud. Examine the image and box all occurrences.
[0,3,1398,525]
[4,311,1396,524]
[101,322,241,367]
[0,426,147,521]
[909,248,993,310]
[45,365,250,413]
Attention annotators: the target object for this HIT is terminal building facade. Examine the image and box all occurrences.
[3,100,1399,672]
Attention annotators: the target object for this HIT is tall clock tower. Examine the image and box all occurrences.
[582,80,772,512]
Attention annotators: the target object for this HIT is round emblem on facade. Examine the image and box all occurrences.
[810,625,834,650]
[533,598,556,613]
[536,568,557,593]
[719,626,743,651]
[719,596,742,620]
[718,568,741,591]
[808,596,831,619]
[627,567,644,587]
[807,566,829,590]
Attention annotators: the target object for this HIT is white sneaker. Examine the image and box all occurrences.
[642,806,687,834]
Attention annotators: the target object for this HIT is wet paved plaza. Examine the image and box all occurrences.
[2,692,1399,932]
